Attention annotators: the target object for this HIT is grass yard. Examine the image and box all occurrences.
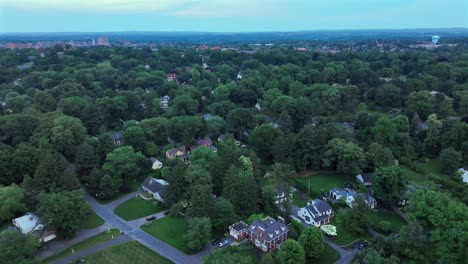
[96,60,111,67]
[83,241,172,264]
[42,229,121,264]
[114,197,165,221]
[315,243,341,264]
[331,212,373,246]
[368,210,407,233]
[78,211,104,229]
[292,192,308,207]
[400,165,431,184]
[294,171,347,199]
[141,216,195,255]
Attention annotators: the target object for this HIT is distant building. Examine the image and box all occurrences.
[160,95,170,110]
[249,216,288,252]
[356,173,374,186]
[459,168,468,184]
[329,188,377,209]
[111,132,124,145]
[149,157,163,170]
[12,213,56,243]
[97,36,109,46]
[166,146,190,162]
[141,177,169,202]
[167,73,177,82]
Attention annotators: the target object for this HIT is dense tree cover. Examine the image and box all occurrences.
[0,185,26,223]
[184,217,212,251]
[277,239,305,264]
[0,43,467,261]
[202,248,253,264]
[298,226,324,259]
[0,231,38,264]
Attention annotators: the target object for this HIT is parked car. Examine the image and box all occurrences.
[212,238,222,245]
[218,240,229,248]
[146,215,157,221]
[164,211,170,215]
[357,242,368,250]
[393,233,400,238]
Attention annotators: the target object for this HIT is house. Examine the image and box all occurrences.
[273,186,293,205]
[12,213,56,243]
[167,73,177,82]
[458,167,468,184]
[111,132,123,145]
[249,216,289,252]
[166,146,189,162]
[356,173,374,186]
[191,138,218,153]
[297,199,333,226]
[150,157,163,170]
[141,177,169,202]
[217,134,241,146]
[229,221,249,240]
[329,188,377,209]
[342,122,355,132]
[160,95,170,110]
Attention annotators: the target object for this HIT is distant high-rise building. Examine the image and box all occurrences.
[97,36,109,45]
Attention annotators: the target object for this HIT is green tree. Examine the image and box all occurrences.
[342,196,371,234]
[123,125,146,152]
[367,143,394,168]
[211,198,237,235]
[371,117,397,147]
[185,217,212,251]
[164,160,188,206]
[140,117,168,145]
[171,94,199,116]
[12,143,40,183]
[75,142,98,177]
[424,114,442,154]
[202,249,252,264]
[186,184,214,218]
[323,138,365,176]
[102,146,144,191]
[37,190,92,238]
[298,227,324,259]
[98,174,122,200]
[167,116,203,146]
[277,239,305,264]
[398,222,428,262]
[372,166,407,205]
[0,231,38,264]
[226,108,256,140]
[439,147,461,174]
[0,185,26,223]
[33,91,56,112]
[249,124,281,161]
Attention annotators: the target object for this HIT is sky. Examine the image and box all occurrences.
[0,0,467,33]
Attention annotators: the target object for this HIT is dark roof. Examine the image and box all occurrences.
[313,214,332,223]
[197,138,212,146]
[359,173,373,183]
[166,146,188,157]
[142,177,168,200]
[231,222,248,232]
[276,185,287,195]
[308,199,332,214]
[111,132,123,140]
[250,217,288,242]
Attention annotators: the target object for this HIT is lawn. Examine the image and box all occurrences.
[292,192,308,207]
[331,212,373,246]
[400,165,430,184]
[401,158,460,189]
[114,197,165,221]
[294,171,347,199]
[78,211,104,229]
[368,210,407,233]
[42,229,121,264]
[95,179,142,204]
[96,60,111,67]
[83,241,172,264]
[315,243,341,264]
[140,216,195,254]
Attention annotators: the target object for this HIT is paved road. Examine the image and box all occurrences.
[51,234,132,264]
[84,192,205,264]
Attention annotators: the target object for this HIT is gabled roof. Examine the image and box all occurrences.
[307,199,332,214]
[231,221,248,232]
[197,138,212,147]
[166,146,188,157]
[142,177,169,200]
[13,213,39,234]
[111,132,123,140]
[358,173,373,183]
[250,217,288,242]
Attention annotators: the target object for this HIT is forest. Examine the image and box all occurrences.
[0,42,467,264]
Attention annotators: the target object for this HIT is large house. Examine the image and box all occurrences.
[228,221,249,240]
[249,216,289,252]
[166,146,190,162]
[12,213,56,243]
[356,172,374,186]
[297,199,333,226]
[329,188,377,209]
[141,177,169,202]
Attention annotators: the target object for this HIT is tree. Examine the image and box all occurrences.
[185,217,212,251]
[277,239,305,264]
[102,146,144,191]
[123,125,146,152]
[352,248,400,264]
[211,198,237,235]
[439,147,461,174]
[140,117,168,145]
[298,227,324,259]
[341,196,371,234]
[0,185,26,223]
[323,138,365,176]
[33,91,56,112]
[202,249,252,264]
[226,108,256,140]
[372,166,407,205]
[12,143,40,183]
[407,191,468,263]
[37,190,92,238]
[75,142,98,177]
[249,124,281,161]
[223,156,258,217]
[424,114,442,154]
[167,116,203,146]
[0,231,38,264]
[186,184,214,218]
[367,143,394,168]
[398,222,429,262]
[371,117,397,147]
[171,94,199,116]
[164,160,188,206]
[98,174,122,200]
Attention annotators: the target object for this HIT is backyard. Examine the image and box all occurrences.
[83,241,172,264]
[368,210,407,233]
[42,229,121,264]
[140,216,195,254]
[294,170,348,199]
[114,197,165,221]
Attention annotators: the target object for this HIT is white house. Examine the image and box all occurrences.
[459,167,468,184]
[329,188,377,209]
[297,199,333,227]
[141,177,169,202]
[150,157,163,170]
[12,213,56,243]
[273,186,293,205]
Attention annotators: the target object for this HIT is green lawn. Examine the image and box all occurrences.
[97,60,111,67]
[292,192,307,207]
[315,243,341,264]
[42,229,121,264]
[83,241,172,264]
[368,210,407,233]
[400,165,431,184]
[294,171,347,199]
[331,212,373,246]
[78,211,104,229]
[114,197,164,221]
[401,158,460,189]
[141,216,195,254]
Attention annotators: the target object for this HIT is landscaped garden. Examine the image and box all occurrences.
[83,241,172,264]
[114,197,165,221]
[42,229,121,264]
[140,216,195,254]
[78,211,104,229]
[294,170,348,199]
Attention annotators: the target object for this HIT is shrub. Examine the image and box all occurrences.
[377,220,392,234]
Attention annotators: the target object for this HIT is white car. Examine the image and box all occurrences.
[218,240,229,248]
